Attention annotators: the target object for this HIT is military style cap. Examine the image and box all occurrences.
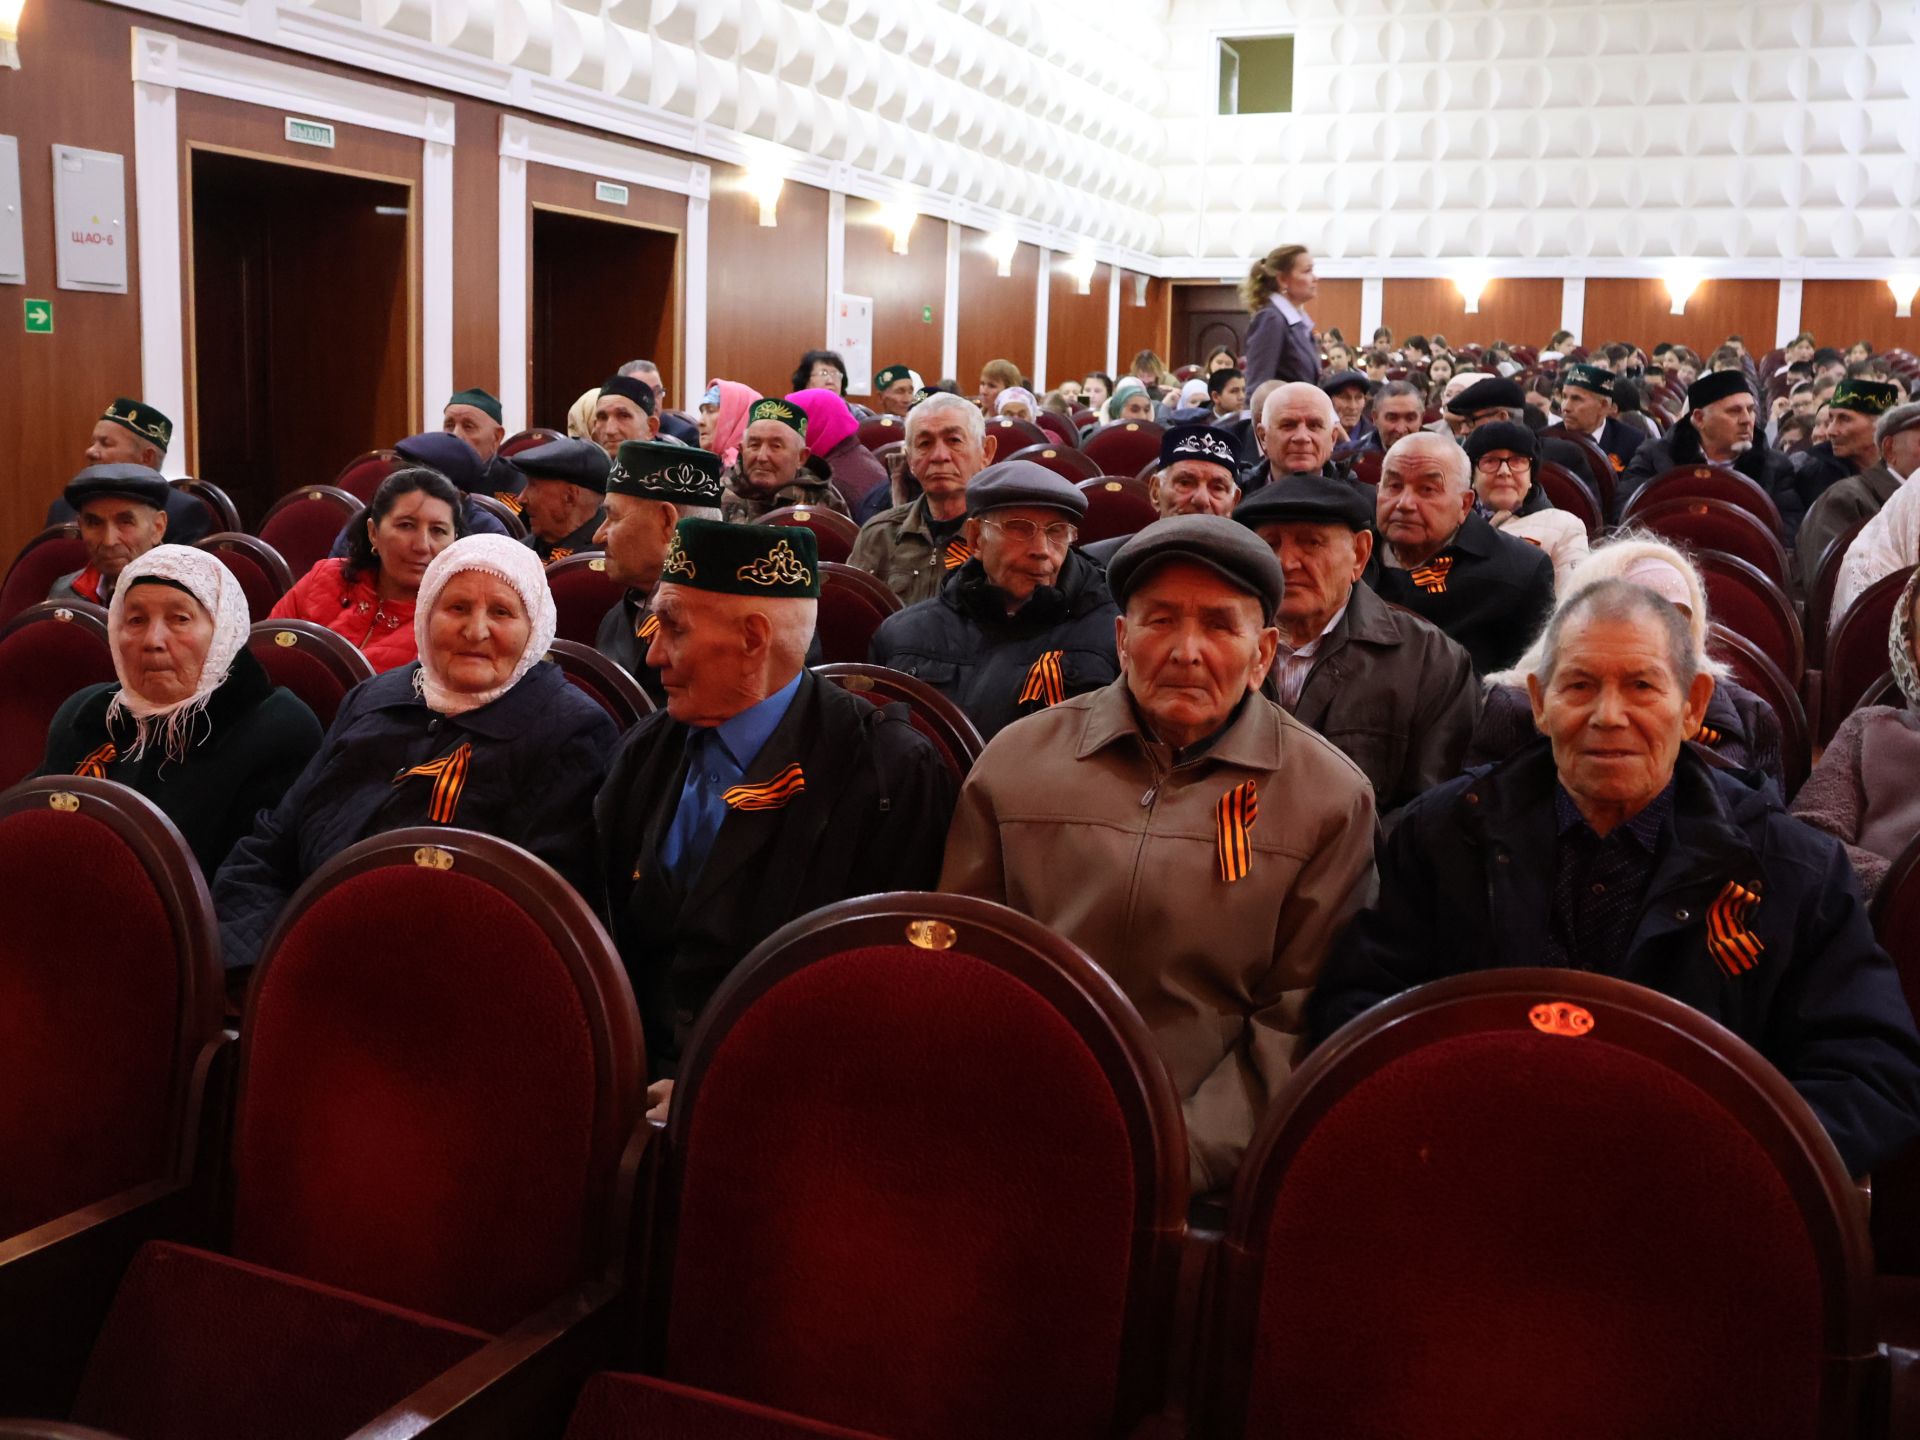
[875,364,914,391]
[747,397,807,439]
[1832,378,1901,417]
[100,398,173,451]
[1463,420,1538,465]
[966,459,1088,519]
[1108,514,1284,622]
[1160,422,1240,475]
[598,374,657,416]
[610,439,723,505]
[1562,364,1614,399]
[1686,370,1753,411]
[510,437,611,493]
[1233,474,1372,533]
[395,431,483,493]
[64,463,172,512]
[1320,368,1370,397]
[445,387,503,424]
[1448,376,1527,415]
[659,517,820,598]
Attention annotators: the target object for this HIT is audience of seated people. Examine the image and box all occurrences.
[511,437,609,564]
[1082,422,1243,566]
[847,392,1000,605]
[720,398,851,522]
[45,398,212,545]
[49,464,175,606]
[1465,419,1591,590]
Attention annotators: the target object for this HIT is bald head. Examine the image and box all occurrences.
[1260,382,1338,476]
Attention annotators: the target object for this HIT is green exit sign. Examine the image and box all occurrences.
[284,117,336,148]
[921,305,933,324]
[24,298,52,334]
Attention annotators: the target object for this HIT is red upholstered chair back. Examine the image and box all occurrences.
[1871,834,1920,1273]
[0,524,87,625]
[1035,409,1079,449]
[500,428,565,459]
[1081,420,1165,477]
[814,662,985,778]
[1622,464,1787,539]
[1209,970,1872,1440]
[328,450,405,505]
[1534,460,1602,540]
[1076,476,1159,544]
[1550,432,1616,520]
[228,829,645,1332]
[1697,549,1805,685]
[653,893,1186,1440]
[1349,447,1385,488]
[197,533,295,619]
[544,640,655,730]
[1006,441,1102,484]
[854,416,905,451]
[1706,623,1811,798]
[761,505,860,564]
[816,563,902,664]
[546,551,627,647]
[984,415,1049,452]
[0,601,115,789]
[467,492,528,539]
[246,618,375,728]
[170,478,242,535]
[257,485,363,579]
[0,779,221,1240]
[1806,515,1871,671]
[1823,564,1916,741]
[1629,496,1793,591]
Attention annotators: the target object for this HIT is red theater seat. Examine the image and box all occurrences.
[647,892,1185,1440]
[1007,442,1103,484]
[1806,516,1871,672]
[1534,460,1602,540]
[0,525,86,625]
[546,639,655,730]
[1823,565,1917,742]
[257,486,363,581]
[1696,550,1804,685]
[328,450,405,506]
[1204,969,1874,1440]
[1628,496,1792,593]
[567,1373,891,1439]
[1622,464,1786,540]
[1081,420,1165,478]
[984,415,1049,452]
[170,478,241,535]
[761,505,861,565]
[854,416,905,451]
[547,552,627,648]
[815,563,902,664]
[0,601,114,789]
[245,619,376,728]
[1871,835,1920,1281]
[1035,410,1079,449]
[467,492,528,540]
[1706,623,1811,798]
[1076,477,1159,544]
[814,662,985,778]
[197,532,295,617]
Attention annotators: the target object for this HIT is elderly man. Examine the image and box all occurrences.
[441,386,526,508]
[1618,371,1801,532]
[49,465,172,605]
[1243,382,1343,495]
[848,392,997,605]
[1370,432,1555,675]
[596,520,956,1094]
[941,515,1376,1195]
[1797,400,1920,588]
[593,441,725,694]
[1236,475,1477,821]
[616,359,697,445]
[1794,378,1900,513]
[1544,363,1643,474]
[873,364,917,418]
[869,461,1118,739]
[591,373,662,458]
[1084,423,1242,566]
[1323,369,1376,462]
[45,398,209,545]
[1308,579,1920,1177]
[722,397,849,523]
[510,437,608,564]
[1367,381,1426,456]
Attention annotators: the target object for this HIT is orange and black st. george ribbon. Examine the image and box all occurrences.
[548,547,574,564]
[943,539,975,570]
[1409,555,1454,594]
[1216,779,1260,883]
[392,741,473,825]
[636,613,661,642]
[1693,721,1722,746]
[494,491,524,514]
[72,741,117,779]
[1705,880,1765,978]
[723,762,806,811]
[1018,650,1067,708]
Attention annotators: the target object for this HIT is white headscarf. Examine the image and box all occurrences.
[105,543,252,763]
[411,534,558,717]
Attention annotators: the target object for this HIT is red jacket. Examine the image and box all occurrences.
[270,559,419,673]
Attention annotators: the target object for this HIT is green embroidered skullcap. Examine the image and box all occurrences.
[1832,378,1900,417]
[101,398,173,451]
[1563,364,1614,399]
[875,364,914,391]
[746,397,808,439]
[446,387,503,424]
[660,518,820,598]
[610,440,723,505]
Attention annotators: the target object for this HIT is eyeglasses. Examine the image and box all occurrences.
[1475,455,1529,474]
[983,517,1078,546]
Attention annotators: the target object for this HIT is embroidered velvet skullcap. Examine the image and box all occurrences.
[659,518,821,599]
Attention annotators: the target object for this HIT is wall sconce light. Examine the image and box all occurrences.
[0,0,24,67]
[880,203,916,256]
[747,168,783,228]
[1454,273,1490,315]
[1889,276,1920,319]
[1068,248,1098,296]
[1664,271,1701,316]
[985,229,1018,278]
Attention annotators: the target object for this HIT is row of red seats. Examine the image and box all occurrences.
[3,776,1919,1437]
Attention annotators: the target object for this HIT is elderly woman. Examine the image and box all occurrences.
[786,387,888,507]
[1464,421,1590,590]
[995,387,1040,424]
[1103,378,1157,425]
[1466,535,1785,788]
[39,545,322,875]
[270,467,467,673]
[696,378,762,470]
[215,534,618,970]
[1792,569,1920,899]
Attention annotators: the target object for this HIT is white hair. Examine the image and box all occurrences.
[673,503,723,523]
[904,391,985,450]
[1262,381,1335,427]
[1383,431,1471,491]
[769,598,819,664]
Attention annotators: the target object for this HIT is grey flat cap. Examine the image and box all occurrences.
[966,459,1089,519]
[1106,514,1284,622]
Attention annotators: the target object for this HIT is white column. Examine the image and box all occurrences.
[1105,264,1120,378]
[1560,277,1586,343]
[1775,277,1804,348]
[942,221,959,380]
[1032,247,1050,393]
[824,189,845,345]
[420,103,456,431]
[1359,275,1384,340]
[495,150,528,432]
[684,166,710,410]
[132,74,186,476]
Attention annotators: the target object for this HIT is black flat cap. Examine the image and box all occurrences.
[509,437,612,493]
[64,463,172,512]
[395,431,482,493]
[1686,370,1752,411]
[966,459,1088,518]
[1320,368,1370,396]
[1107,514,1284,622]
[1160,422,1239,474]
[1463,420,1538,465]
[1448,376,1526,414]
[1233,474,1372,533]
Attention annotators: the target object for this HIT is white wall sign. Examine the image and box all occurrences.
[52,145,129,293]
[832,292,873,396]
[284,117,336,148]
[594,180,629,206]
[0,136,24,286]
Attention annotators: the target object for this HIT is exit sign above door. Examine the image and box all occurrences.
[285,118,336,149]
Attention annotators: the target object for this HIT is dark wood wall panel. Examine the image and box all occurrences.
[451,99,500,397]
[1116,272,1170,379]
[1799,280,1920,357]
[1380,277,1561,351]
[1583,278,1779,357]
[1309,278,1363,351]
[956,227,1038,390]
[703,167,827,399]
[842,199,944,398]
[1046,260,1108,392]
